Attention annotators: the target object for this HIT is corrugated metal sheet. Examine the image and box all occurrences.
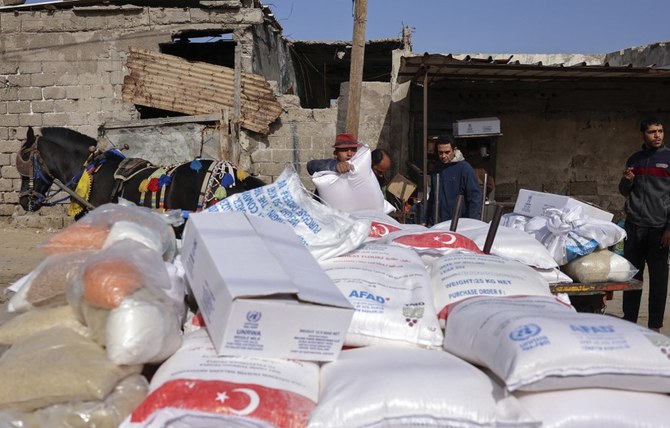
[123,48,282,134]
[398,53,670,85]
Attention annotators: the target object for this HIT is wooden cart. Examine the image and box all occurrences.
[549,279,643,314]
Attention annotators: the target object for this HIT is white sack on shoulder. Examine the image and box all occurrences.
[443,295,670,393]
[308,346,539,428]
[208,166,370,261]
[311,145,394,214]
[431,253,553,325]
[121,329,318,428]
[320,243,443,348]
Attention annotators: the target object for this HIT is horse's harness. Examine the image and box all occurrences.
[19,136,242,215]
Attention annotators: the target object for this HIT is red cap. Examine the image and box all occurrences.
[333,133,361,149]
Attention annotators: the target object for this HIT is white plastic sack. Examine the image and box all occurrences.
[516,388,670,428]
[319,243,443,348]
[524,206,626,266]
[69,241,183,365]
[532,267,574,284]
[122,329,318,428]
[443,295,670,392]
[435,221,559,269]
[308,346,539,428]
[499,213,531,230]
[350,210,425,242]
[311,145,394,214]
[562,249,638,283]
[431,253,553,324]
[208,166,370,261]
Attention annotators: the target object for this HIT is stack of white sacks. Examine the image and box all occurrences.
[0,164,668,428]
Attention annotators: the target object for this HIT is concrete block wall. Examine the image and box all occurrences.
[0,1,264,227]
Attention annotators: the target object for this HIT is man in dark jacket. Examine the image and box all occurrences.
[619,117,670,332]
[426,135,482,225]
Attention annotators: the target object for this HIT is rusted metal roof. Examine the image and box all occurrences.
[398,53,670,85]
[123,48,282,135]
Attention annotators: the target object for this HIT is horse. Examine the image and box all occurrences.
[16,126,266,222]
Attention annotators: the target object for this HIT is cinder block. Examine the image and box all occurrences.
[17,87,42,101]
[7,101,30,114]
[43,87,67,100]
[18,114,43,127]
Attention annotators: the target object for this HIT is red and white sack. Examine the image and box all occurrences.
[308,346,539,428]
[443,295,670,393]
[311,145,394,214]
[320,243,443,348]
[434,221,559,269]
[350,210,425,242]
[381,228,482,265]
[122,329,318,428]
[208,166,370,261]
[515,387,670,428]
[431,253,553,324]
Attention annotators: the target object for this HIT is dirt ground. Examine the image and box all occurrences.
[0,226,57,303]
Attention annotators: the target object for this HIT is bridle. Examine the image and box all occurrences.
[17,135,87,210]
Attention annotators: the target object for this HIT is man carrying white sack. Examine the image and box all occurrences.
[307,133,393,214]
[619,117,670,333]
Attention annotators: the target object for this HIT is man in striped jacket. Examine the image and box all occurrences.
[619,117,670,333]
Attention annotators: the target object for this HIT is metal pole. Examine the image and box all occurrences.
[483,204,504,254]
[480,172,488,221]
[433,173,439,224]
[449,194,464,232]
[421,68,428,223]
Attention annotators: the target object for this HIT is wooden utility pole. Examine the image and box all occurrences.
[345,0,367,136]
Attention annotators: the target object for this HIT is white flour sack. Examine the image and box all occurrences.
[121,329,319,428]
[350,210,425,242]
[319,243,443,348]
[311,145,394,214]
[515,388,670,428]
[308,346,539,428]
[431,253,553,323]
[449,222,559,269]
[208,166,370,261]
[443,295,670,393]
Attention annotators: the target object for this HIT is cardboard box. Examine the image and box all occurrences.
[453,117,501,137]
[387,174,417,203]
[513,189,614,222]
[181,211,354,361]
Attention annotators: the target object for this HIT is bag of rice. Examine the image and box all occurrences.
[443,295,670,392]
[431,253,553,324]
[320,243,443,348]
[0,327,141,412]
[309,346,539,427]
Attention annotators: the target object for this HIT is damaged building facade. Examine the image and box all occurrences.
[2,0,670,227]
